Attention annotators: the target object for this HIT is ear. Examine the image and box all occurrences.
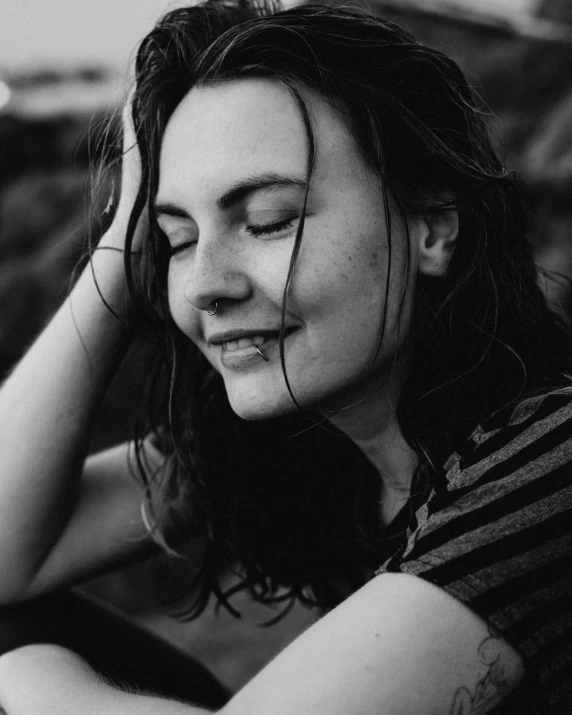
[417,204,459,277]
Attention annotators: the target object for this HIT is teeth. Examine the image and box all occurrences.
[224,335,268,352]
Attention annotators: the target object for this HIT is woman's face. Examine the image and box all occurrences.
[157,78,421,419]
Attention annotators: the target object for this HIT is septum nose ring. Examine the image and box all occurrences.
[206,302,218,316]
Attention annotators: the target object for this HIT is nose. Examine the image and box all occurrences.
[182,233,252,311]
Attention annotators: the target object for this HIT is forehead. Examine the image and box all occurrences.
[157,78,364,204]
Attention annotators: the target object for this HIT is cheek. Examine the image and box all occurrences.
[167,261,190,314]
[166,266,182,324]
[309,233,388,305]
[166,265,201,339]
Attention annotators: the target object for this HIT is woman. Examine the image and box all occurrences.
[0,1,570,712]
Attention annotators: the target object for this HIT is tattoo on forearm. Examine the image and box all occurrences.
[449,627,522,715]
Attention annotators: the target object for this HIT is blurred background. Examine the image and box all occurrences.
[1,0,571,694]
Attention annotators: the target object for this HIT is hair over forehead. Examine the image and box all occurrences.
[133,0,500,211]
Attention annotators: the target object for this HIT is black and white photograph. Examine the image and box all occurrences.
[0,0,570,712]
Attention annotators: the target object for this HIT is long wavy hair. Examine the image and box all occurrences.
[110,0,572,618]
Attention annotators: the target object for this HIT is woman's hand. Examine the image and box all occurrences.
[91,90,149,318]
[103,90,148,252]
[115,97,144,232]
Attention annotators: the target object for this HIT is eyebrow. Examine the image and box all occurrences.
[154,172,307,218]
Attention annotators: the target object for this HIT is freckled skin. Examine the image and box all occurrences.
[158,79,423,420]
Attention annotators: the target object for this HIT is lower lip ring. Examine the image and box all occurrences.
[255,346,269,362]
[219,331,295,369]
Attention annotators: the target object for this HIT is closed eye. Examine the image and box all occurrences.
[164,215,298,254]
[169,241,196,256]
[246,217,297,238]
[162,228,198,257]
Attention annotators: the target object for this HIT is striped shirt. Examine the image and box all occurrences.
[375,389,572,713]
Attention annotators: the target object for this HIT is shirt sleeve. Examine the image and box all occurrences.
[376,390,572,709]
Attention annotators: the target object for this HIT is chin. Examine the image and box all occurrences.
[223,371,368,421]
[227,394,299,421]
[223,380,307,421]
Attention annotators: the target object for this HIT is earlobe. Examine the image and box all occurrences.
[418,207,459,277]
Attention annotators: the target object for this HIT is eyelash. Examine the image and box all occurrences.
[167,237,197,257]
[246,217,296,237]
[167,217,297,256]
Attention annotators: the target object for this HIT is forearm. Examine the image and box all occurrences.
[83,691,214,715]
[0,645,214,715]
[0,225,136,598]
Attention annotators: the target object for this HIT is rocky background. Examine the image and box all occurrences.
[0,0,571,693]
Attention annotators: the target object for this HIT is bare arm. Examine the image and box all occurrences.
[0,102,158,602]
[0,574,525,714]
[0,234,149,602]
[21,441,161,600]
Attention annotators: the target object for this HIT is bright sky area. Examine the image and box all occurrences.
[1,0,539,73]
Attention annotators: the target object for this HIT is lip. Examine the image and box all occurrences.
[214,327,298,371]
[207,327,297,346]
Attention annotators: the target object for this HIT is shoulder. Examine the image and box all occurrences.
[406,387,572,543]
[378,388,572,710]
[431,386,572,508]
[463,386,572,469]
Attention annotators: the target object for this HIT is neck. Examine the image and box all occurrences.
[322,378,417,522]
